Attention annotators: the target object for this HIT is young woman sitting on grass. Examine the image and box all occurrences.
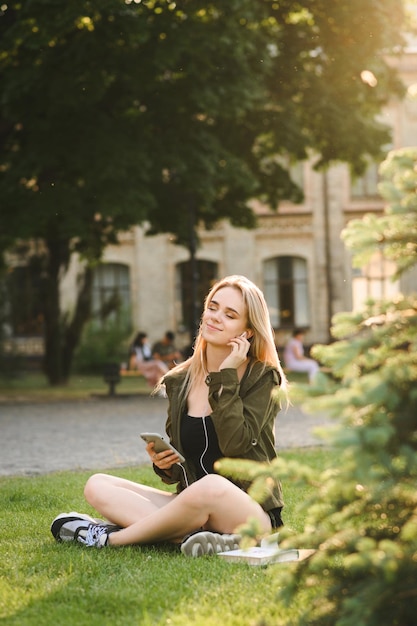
[51,275,288,557]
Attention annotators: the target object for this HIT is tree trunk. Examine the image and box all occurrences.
[41,232,93,385]
[42,239,64,385]
[61,266,93,380]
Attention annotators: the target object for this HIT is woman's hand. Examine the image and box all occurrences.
[146,442,177,471]
[219,332,250,370]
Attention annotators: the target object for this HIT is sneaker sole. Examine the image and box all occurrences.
[181,531,241,557]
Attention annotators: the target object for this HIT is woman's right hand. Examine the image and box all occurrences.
[220,332,250,370]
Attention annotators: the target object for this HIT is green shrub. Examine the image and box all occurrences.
[73,317,131,374]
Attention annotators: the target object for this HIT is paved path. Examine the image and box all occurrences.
[0,395,333,476]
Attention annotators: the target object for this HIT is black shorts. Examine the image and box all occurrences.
[266,507,283,529]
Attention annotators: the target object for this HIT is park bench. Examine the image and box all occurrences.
[103,362,121,396]
[102,363,146,396]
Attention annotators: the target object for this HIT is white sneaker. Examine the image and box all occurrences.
[181,531,241,557]
[51,511,120,545]
[77,523,112,548]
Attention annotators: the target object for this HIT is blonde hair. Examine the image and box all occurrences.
[158,275,287,401]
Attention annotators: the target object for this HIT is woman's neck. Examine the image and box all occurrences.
[204,344,249,376]
[205,344,229,373]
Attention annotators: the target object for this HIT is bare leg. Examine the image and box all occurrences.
[84,473,176,526]
[136,361,168,386]
[287,358,319,383]
[85,473,272,547]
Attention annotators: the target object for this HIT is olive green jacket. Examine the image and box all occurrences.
[154,360,284,511]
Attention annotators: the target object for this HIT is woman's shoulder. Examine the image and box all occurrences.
[245,360,280,386]
[162,367,188,390]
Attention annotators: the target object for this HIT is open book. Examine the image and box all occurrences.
[218,533,315,566]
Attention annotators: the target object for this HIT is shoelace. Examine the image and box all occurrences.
[85,523,108,547]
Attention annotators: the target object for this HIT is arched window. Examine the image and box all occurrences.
[92,263,131,329]
[175,260,218,333]
[263,256,309,328]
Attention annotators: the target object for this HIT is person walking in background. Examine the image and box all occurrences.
[128,331,168,387]
[284,328,319,383]
[152,331,183,369]
[51,275,288,556]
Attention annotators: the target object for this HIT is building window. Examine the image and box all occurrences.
[263,256,309,328]
[91,263,131,328]
[176,260,218,333]
[352,251,400,311]
[350,162,380,199]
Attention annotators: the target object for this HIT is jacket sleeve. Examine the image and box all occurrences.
[206,366,280,457]
[152,462,184,487]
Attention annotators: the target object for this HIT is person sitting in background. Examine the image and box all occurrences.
[129,331,168,387]
[283,328,319,383]
[152,331,183,369]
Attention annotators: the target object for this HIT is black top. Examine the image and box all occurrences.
[180,413,223,479]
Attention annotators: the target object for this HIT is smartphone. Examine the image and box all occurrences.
[140,432,185,463]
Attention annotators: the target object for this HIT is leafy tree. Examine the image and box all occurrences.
[0,0,156,382]
[0,0,406,383]
[219,147,417,625]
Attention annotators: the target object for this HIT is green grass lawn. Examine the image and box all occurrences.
[1,371,319,625]
[0,448,332,626]
[0,372,152,402]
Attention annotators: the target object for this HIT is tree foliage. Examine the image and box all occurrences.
[0,0,406,382]
[219,147,417,625]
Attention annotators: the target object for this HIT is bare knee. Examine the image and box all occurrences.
[84,473,110,508]
[181,474,231,508]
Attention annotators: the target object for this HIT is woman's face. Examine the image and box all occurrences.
[202,286,248,346]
